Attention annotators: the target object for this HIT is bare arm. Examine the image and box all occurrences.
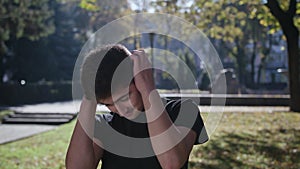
[130,50,197,169]
[144,90,197,169]
[66,97,103,169]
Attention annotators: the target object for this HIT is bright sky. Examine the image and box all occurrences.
[127,0,154,12]
[127,0,194,12]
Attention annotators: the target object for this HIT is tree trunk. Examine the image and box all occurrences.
[286,29,300,112]
[0,55,3,84]
[250,41,257,87]
[257,34,273,85]
[257,60,263,85]
[0,41,6,84]
[250,19,259,88]
[266,0,300,112]
[235,39,247,85]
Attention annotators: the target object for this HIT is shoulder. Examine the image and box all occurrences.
[95,113,114,123]
[165,99,199,114]
[164,98,209,144]
[164,98,199,123]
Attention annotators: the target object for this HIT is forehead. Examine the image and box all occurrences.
[98,84,131,104]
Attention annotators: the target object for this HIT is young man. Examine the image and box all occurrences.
[66,44,208,169]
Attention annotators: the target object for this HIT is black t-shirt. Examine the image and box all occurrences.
[94,99,208,169]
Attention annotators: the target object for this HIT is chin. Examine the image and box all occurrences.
[126,110,141,120]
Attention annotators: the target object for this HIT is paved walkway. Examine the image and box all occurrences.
[9,100,109,114]
[0,124,56,144]
[0,100,289,145]
[199,106,289,113]
[0,101,109,144]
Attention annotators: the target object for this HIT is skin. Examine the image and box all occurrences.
[98,82,144,120]
[66,49,197,169]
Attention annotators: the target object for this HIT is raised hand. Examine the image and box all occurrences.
[129,49,155,96]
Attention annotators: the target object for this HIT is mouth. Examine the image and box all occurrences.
[120,110,133,118]
[121,109,141,120]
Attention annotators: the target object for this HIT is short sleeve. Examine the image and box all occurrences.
[94,113,113,140]
[165,99,209,145]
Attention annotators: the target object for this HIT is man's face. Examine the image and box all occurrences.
[98,83,144,120]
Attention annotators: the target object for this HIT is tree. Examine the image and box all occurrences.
[0,0,132,83]
[185,0,272,86]
[151,0,300,111]
[0,0,55,83]
[265,0,300,112]
[195,0,300,111]
[79,0,131,33]
[1,0,87,83]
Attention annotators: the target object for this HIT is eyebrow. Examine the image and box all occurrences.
[98,92,129,106]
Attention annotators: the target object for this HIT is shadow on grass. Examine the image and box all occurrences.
[190,129,300,169]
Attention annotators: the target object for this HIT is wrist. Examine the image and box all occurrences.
[83,96,97,104]
[139,86,155,97]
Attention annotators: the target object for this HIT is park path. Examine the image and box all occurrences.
[0,101,109,144]
[0,100,289,144]
[9,100,109,114]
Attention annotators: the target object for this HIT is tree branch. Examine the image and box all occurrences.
[265,0,284,20]
[287,0,297,17]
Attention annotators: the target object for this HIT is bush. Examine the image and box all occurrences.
[0,82,72,106]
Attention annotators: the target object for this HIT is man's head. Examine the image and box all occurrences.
[81,44,132,99]
[81,44,143,119]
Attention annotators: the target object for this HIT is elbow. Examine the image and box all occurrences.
[65,150,91,169]
[65,154,96,169]
[159,149,188,169]
[65,149,71,168]
[65,152,98,169]
[65,151,76,169]
[161,158,185,169]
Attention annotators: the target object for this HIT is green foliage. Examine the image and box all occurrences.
[295,2,300,28]
[0,0,55,42]
[191,0,262,42]
[0,0,56,83]
[151,0,298,87]
[79,0,100,12]
[187,0,300,46]
[78,0,131,31]
[0,0,131,83]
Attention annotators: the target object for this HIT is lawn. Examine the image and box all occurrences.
[0,111,300,169]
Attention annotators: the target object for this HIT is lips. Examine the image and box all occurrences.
[121,110,133,118]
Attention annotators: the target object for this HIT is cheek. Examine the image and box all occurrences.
[107,106,118,113]
[129,93,143,109]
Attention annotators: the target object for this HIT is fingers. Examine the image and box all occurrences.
[130,49,146,59]
[131,52,152,68]
[131,49,151,61]
[132,49,145,53]
[128,49,155,93]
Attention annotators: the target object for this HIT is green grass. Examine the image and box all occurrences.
[0,120,74,169]
[0,111,300,169]
[190,112,300,169]
[0,110,13,123]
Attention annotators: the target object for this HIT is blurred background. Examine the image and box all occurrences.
[0,1,299,169]
[0,0,299,110]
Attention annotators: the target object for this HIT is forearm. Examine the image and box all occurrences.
[130,50,192,168]
[142,90,190,169]
[66,98,98,169]
[66,121,97,169]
